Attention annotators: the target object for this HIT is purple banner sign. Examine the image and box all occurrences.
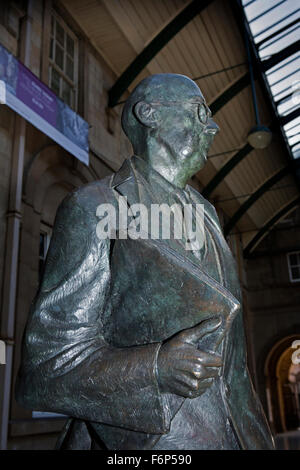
[17,63,57,127]
[0,43,89,165]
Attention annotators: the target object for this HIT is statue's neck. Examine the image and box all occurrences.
[135,142,188,189]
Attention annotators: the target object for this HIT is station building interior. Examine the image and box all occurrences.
[0,0,299,450]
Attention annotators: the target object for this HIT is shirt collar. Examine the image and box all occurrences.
[130,155,189,200]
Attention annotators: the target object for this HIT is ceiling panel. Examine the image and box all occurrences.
[60,0,300,252]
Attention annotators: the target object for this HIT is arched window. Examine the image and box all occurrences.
[265,335,300,434]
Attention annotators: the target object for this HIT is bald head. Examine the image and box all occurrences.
[120,73,219,187]
[121,73,204,146]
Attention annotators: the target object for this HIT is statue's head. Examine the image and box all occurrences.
[121,73,219,186]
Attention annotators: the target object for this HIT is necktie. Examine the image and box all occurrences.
[172,189,206,260]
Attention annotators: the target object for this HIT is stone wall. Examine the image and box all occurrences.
[245,219,300,424]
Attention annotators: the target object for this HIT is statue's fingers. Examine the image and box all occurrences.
[173,382,194,398]
[173,349,222,368]
[178,317,222,345]
[184,377,214,398]
[175,373,200,392]
[195,350,222,367]
[198,366,220,379]
[197,377,214,391]
[174,360,206,379]
[176,361,220,380]
[167,374,195,398]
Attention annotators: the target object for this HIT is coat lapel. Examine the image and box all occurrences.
[110,158,239,307]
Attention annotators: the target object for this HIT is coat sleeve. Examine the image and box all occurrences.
[15,185,172,434]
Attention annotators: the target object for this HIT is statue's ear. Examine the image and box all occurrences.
[133,101,161,128]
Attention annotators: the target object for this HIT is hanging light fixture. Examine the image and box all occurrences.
[247,124,272,149]
[244,22,272,150]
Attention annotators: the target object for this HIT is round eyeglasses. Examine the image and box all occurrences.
[197,102,211,124]
[147,100,212,125]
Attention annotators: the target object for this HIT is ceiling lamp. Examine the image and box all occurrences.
[244,22,272,150]
[247,124,273,149]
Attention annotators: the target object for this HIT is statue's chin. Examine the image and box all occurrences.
[188,159,206,181]
[194,152,207,170]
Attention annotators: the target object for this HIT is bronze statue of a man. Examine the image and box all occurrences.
[16,74,275,450]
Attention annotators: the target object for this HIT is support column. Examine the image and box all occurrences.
[0,1,33,449]
[0,115,26,450]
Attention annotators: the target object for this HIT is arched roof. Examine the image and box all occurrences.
[60,0,300,255]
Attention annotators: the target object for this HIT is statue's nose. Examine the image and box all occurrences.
[205,118,219,135]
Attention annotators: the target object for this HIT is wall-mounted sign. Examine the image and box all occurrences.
[0,43,89,165]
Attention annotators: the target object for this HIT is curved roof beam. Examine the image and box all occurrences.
[202,8,300,200]
[108,0,214,107]
[224,165,291,236]
[280,108,300,127]
[210,72,250,115]
[202,143,253,199]
[203,83,298,200]
[243,196,300,257]
[261,40,300,72]
[256,18,299,48]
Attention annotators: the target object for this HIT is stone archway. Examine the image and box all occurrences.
[264,334,300,434]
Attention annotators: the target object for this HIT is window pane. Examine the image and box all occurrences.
[56,20,65,46]
[49,15,77,110]
[49,38,54,60]
[293,145,300,159]
[55,43,64,70]
[66,35,74,58]
[51,15,54,35]
[66,56,74,81]
[289,253,298,266]
[62,79,72,106]
[50,67,60,95]
[291,267,300,280]
[243,0,300,164]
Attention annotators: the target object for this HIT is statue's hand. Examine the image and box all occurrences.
[156,318,222,398]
